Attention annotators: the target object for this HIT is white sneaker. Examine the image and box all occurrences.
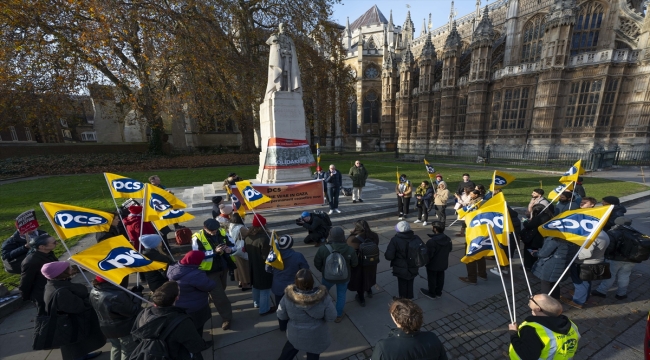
[422,221,428,226]
[328,210,333,215]
[398,217,403,220]
[414,220,422,223]
[489,267,509,276]
[335,209,341,213]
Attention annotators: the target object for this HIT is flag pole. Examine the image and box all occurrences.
[38,203,91,286]
[69,259,152,304]
[540,181,574,215]
[504,201,516,323]
[490,226,514,323]
[103,174,134,245]
[512,232,533,296]
[547,205,614,296]
[151,223,175,260]
[136,186,149,288]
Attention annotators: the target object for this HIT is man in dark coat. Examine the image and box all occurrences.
[420,221,452,300]
[602,196,627,231]
[324,164,342,214]
[348,160,369,203]
[90,276,143,360]
[455,173,476,196]
[132,281,211,360]
[297,211,329,246]
[385,221,421,299]
[244,214,275,316]
[573,177,586,197]
[2,227,47,274]
[18,234,58,315]
[139,234,175,292]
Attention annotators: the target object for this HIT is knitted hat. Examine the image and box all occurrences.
[328,226,345,243]
[95,275,107,283]
[128,205,143,214]
[41,261,70,280]
[301,211,310,218]
[220,205,233,215]
[204,218,220,231]
[216,216,229,224]
[212,196,223,205]
[602,196,620,205]
[435,173,443,179]
[316,166,322,171]
[277,235,294,250]
[395,221,411,233]
[30,234,52,249]
[140,234,162,249]
[252,214,266,227]
[180,250,205,265]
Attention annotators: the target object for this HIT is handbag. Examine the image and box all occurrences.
[32,288,79,350]
[579,263,611,281]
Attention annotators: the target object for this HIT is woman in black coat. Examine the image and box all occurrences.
[385,221,421,299]
[41,262,105,360]
[520,204,554,270]
[346,220,380,306]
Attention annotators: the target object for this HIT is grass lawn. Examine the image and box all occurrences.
[1,157,647,288]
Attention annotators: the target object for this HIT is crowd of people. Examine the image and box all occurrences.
[1,167,645,360]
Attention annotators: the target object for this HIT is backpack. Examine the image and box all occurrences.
[406,236,429,268]
[341,187,353,196]
[175,228,192,246]
[311,211,332,227]
[357,236,380,266]
[323,244,349,282]
[607,226,650,263]
[129,314,188,360]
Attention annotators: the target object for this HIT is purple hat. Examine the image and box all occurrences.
[41,261,70,280]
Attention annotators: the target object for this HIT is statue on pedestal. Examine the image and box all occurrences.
[265,23,302,99]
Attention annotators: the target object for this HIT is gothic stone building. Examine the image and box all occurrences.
[341,1,650,153]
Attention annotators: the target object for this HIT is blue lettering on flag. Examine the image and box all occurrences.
[149,193,172,212]
[469,212,505,234]
[54,211,109,229]
[542,214,600,237]
[243,186,264,202]
[564,166,577,176]
[98,247,153,271]
[494,176,507,185]
[111,179,143,193]
[466,235,493,256]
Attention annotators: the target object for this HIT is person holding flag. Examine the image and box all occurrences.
[395,174,413,220]
[313,166,328,205]
[19,234,58,316]
[245,215,276,316]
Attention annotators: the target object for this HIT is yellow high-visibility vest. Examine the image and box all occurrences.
[194,229,227,271]
[509,319,580,359]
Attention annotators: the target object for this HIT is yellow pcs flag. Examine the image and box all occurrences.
[235,180,271,209]
[396,169,401,185]
[153,209,195,229]
[464,198,514,249]
[490,170,516,192]
[265,231,284,270]
[424,159,435,180]
[40,202,114,240]
[538,205,614,248]
[457,200,482,220]
[548,182,575,200]
[70,235,167,284]
[104,173,145,199]
[559,160,586,183]
[461,224,509,266]
[143,184,187,222]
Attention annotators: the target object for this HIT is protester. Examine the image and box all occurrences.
[140,234,174,292]
[593,217,637,300]
[574,176,586,197]
[455,173,476,196]
[561,230,610,309]
[414,181,433,226]
[218,204,233,222]
[131,281,212,360]
[297,211,329,247]
[167,251,217,336]
[245,214,275,316]
[314,226,357,322]
[581,197,597,208]
[191,218,234,330]
[526,189,549,219]
[434,173,446,187]
[122,205,156,251]
[324,164,342,214]
[149,174,170,191]
[229,213,251,290]
[95,212,127,243]
[42,262,105,360]
[395,174,413,220]
[475,184,487,198]
[2,225,46,274]
[433,182,450,227]
[346,220,380,306]
[90,276,143,360]
[19,234,58,315]
[455,188,481,237]
[211,196,223,219]
[268,235,309,330]
[488,203,522,276]
[276,269,337,360]
[509,294,580,359]
[385,221,421,299]
[521,204,555,270]
[348,160,369,203]
[602,196,627,231]
[313,166,328,205]
[530,237,572,299]
[222,172,242,201]
[420,221,452,300]
[371,298,447,360]
[554,191,581,215]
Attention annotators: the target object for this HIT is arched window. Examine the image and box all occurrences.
[346,99,357,134]
[521,16,545,63]
[571,2,604,56]
[363,90,380,124]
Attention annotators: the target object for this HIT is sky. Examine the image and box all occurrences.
[332,0,482,33]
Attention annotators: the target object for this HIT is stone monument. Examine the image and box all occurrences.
[256,24,315,183]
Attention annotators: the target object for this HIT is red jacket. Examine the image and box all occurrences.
[122,215,156,251]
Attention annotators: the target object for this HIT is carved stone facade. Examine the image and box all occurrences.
[341,1,650,152]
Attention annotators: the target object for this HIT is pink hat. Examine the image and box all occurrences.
[41,261,70,280]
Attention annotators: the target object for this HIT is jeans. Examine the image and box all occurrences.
[278,340,320,360]
[426,269,445,296]
[397,196,410,216]
[397,277,414,299]
[327,187,340,210]
[596,260,636,296]
[352,187,363,201]
[207,270,232,321]
[252,287,271,314]
[570,263,590,305]
[109,335,136,360]
[321,277,348,316]
[275,294,288,331]
[417,202,429,222]
[434,205,447,226]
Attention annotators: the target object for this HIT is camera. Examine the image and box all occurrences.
[295,218,304,226]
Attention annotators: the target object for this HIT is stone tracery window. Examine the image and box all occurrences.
[346,98,358,134]
[363,90,380,124]
[570,2,604,56]
[501,88,529,129]
[491,91,501,129]
[565,80,602,127]
[521,15,545,63]
[455,96,468,132]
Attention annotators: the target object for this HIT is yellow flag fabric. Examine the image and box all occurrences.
[490,170,516,192]
[152,209,195,228]
[457,200,483,219]
[265,231,284,270]
[235,180,271,209]
[69,235,167,284]
[41,202,114,240]
[456,192,506,220]
[396,169,401,185]
[464,198,514,250]
[538,205,614,248]
[316,143,321,164]
[424,159,435,180]
[104,173,145,199]
[548,182,575,200]
[559,160,586,183]
[460,224,508,266]
[488,224,510,267]
[142,184,187,222]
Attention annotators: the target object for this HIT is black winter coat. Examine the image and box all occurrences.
[301,215,329,239]
[385,231,421,280]
[521,211,553,249]
[324,170,342,188]
[371,328,448,360]
[245,230,274,290]
[19,250,58,301]
[141,248,175,292]
[604,205,627,231]
[89,282,143,339]
[44,279,106,360]
[95,223,127,243]
[2,230,47,261]
[425,233,453,271]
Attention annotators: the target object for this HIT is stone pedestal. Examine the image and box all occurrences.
[256,92,313,183]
